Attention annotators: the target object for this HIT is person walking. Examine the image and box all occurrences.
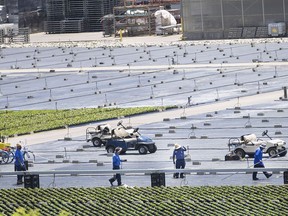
[109,147,127,186]
[253,143,272,180]
[14,144,26,185]
[173,144,187,178]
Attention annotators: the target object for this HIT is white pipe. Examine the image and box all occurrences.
[1,167,287,176]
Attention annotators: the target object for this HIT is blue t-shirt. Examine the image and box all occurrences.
[14,149,24,166]
[113,153,121,169]
[254,147,264,166]
[173,146,187,160]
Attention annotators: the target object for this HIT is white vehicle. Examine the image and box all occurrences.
[86,121,157,154]
[228,130,286,159]
[86,121,141,147]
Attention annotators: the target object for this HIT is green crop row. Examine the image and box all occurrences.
[1,185,288,216]
[0,106,172,137]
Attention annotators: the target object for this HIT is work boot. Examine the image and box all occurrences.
[109,179,114,186]
[17,181,23,185]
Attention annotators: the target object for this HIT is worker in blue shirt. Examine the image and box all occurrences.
[14,144,26,185]
[109,147,127,186]
[173,143,187,178]
[253,143,272,180]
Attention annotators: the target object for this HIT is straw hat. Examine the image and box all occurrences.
[115,147,122,153]
[174,143,181,149]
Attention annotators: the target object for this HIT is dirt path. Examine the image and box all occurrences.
[8,90,283,146]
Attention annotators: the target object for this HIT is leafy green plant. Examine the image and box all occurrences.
[0,106,173,137]
[1,185,288,216]
[12,208,40,216]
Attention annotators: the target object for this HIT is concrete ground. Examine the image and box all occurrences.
[1,32,288,189]
[29,32,183,45]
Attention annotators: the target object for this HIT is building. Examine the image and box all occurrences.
[182,0,288,40]
[0,0,29,43]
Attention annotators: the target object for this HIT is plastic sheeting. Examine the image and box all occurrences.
[154,9,177,34]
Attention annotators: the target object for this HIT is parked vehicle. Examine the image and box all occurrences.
[86,121,157,154]
[0,141,12,164]
[86,124,113,147]
[228,130,286,159]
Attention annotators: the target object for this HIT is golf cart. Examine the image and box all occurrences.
[86,121,157,154]
[228,130,286,159]
[86,124,113,147]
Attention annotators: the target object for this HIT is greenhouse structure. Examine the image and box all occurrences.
[181,0,288,40]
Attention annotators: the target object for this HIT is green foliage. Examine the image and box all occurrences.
[0,185,288,215]
[58,211,71,216]
[0,107,171,137]
[12,208,40,216]
[9,208,70,216]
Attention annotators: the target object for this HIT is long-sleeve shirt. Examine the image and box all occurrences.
[14,149,24,166]
[254,147,264,166]
[112,153,121,169]
[173,146,187,161]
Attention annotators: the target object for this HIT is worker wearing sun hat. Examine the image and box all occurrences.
[14,143,26,185]
[172,143,187,178]
[252,143,272,180]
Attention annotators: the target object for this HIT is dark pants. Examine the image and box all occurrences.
[15,164,26,183]
[109,166,121,186]
[253,163,270,179]
[174,159,186,178]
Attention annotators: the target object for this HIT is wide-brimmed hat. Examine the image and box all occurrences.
[260,143,266,149]
[174,143,181,149]
[115,147,122,152]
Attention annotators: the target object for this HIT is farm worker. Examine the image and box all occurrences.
[14,144,26,185]
[252,143,272,180]
[173,143,187,178]
[109,147,127,186]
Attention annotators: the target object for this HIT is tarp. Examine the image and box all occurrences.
[154,9,177,34]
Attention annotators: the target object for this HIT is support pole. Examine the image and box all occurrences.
[284,86,287,99]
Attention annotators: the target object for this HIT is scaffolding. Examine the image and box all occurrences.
[45,0,121,34]
[0,24,29,44]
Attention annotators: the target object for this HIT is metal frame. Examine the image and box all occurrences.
[1,167,287,176]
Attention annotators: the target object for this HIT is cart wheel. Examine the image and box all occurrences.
[148,144,157,153]
[8,151,14,163]
[92,137,102,147]
[278,148,287,157]
[267,147,277,158]
[234,149,245,159]
[106,146,115,154]
[138,145,148,154]
[1,151,9,163]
